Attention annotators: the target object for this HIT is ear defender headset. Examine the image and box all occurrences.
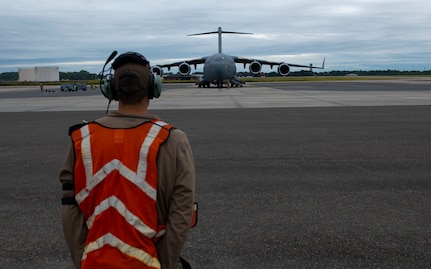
[100,51,162,101]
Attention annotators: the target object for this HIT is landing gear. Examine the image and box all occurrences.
[197,80,210,88]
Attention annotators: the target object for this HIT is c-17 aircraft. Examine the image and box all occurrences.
[151,27,325,88]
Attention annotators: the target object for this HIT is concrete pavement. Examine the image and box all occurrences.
[1,78,431,112]
[0,80,430,268]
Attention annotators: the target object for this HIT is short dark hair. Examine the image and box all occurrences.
[113,52,151,104]
[116,72,147,104]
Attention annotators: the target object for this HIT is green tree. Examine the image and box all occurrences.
[0,72,18,81]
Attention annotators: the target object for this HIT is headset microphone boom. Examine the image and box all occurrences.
[99,50,118,101]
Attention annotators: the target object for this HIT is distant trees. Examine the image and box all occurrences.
[59,70,98,80]
[0,72,18,81]
[317,70,431,76]
[236,69,431,77]
[1,69,431,82]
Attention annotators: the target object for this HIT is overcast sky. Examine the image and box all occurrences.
[1,0,430,74]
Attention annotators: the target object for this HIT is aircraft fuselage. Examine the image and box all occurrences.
[203,53,236,84]
[155,27,324,88]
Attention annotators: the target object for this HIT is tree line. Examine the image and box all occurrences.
[239,69,431,77]
[1,69,431,82]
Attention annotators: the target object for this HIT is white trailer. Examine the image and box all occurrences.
[18,68,36,82]
[18,66,59,82]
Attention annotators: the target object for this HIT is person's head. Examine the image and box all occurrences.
[112,52,151,105]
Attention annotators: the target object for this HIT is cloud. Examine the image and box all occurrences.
[1,0,430,73]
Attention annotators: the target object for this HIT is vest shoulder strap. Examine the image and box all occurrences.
[69,119,174,136]
[68,122,89,136]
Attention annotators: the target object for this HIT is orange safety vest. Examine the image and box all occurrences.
[71,120,173,269]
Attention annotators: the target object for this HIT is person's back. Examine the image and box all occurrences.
[60,51,195,269]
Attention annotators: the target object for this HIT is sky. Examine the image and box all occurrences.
[0,0,430,74]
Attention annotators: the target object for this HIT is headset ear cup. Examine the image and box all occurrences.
[101,75,118,101]
[101,76,113,101]
[148,74,154,99]
[110,78,118,101]
[152,74,162,99]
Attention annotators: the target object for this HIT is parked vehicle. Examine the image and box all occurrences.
[75,83,87,91]
[60,83,87,91]
[60,84,74,92]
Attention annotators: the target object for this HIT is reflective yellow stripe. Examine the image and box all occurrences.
[86,196,166,238]
[75,123,163,204]
[75,159,157,204]
[136,123,162,180]
[77,122,168,267]
[80,125,93,187]
[82,233,161,268]
[153,120,168,127]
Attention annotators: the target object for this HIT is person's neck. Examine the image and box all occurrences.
[118,99,149,115]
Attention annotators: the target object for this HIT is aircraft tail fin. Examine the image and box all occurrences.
[188,27,252,54]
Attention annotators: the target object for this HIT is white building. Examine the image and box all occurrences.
[18,66,59,82]
[18,68,36,81]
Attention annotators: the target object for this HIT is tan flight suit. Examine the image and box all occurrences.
[60,111,195,269]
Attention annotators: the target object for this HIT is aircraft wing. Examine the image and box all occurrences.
[158,57,207,69]
[152,57,207,76]
[233,56,325,76]
[233,56,325,69]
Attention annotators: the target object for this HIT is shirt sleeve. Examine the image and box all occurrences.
[156,129,196,269]
[59,142,88,269]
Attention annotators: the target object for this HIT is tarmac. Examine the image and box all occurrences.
[1,79,431,268]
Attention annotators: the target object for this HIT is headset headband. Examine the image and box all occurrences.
[112,52,149,70]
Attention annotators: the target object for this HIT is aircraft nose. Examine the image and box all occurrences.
[205,62,221,80]
[204,55,236,82]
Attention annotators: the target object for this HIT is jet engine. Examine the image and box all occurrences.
[151,65,163,76]
[249,61,262,75]
[277,63,290,76]
[178,62,191,75]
